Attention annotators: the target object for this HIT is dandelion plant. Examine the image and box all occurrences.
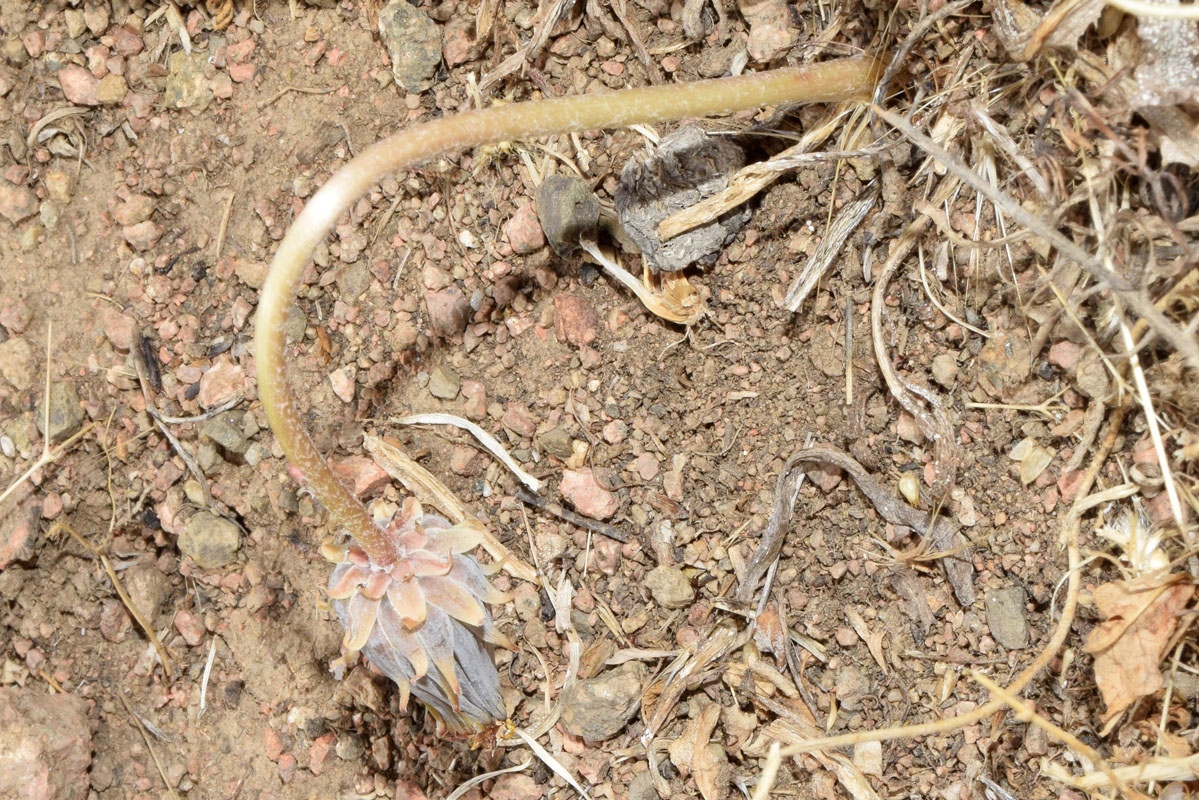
[254,54,883,732]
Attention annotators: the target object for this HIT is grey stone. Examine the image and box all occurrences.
[164,50,212,112]
[122,562,171,624]
[178,511,241,569]
[378,1,442,92]
[834,665,870,711]
[35,381,83,443]
[337,261,371,299]
[538,427,573,461]
[196,440,221,475]
[985,586,1030,649]
[200,412,250,464]
[428,364,460,400]
[284,304,306,344]
[627,770,658,800]
[560,663,645,741]
[645,565,694,608]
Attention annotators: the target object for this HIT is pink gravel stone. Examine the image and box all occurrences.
[198,357,245,408]
[554,294,598,347]
[57,64,100,105]
[504,201,545,255]
[560,468,619,520]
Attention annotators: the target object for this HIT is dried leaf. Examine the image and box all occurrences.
[846,607,888,674]
[753,604,789,668]
[1084,576,1194,723]
[667,702,729,800]
[992,0,1105,60]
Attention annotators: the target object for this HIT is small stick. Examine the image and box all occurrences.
[115,693,183,800]
[198,636,217,717]
[256,84,338,110]
[55,522,174,679]
[0,323,95,507]
[214,192,234,262]
[844,297,853,407]
[515,487,629,543]
[1120,316,1188,539]
[777,409,1132,758]
[970,670,1142,800]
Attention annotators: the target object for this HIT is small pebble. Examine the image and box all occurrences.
[178,511,241,569]
[985,587,1030,649]
[428,364,460,400]
[644,565,694,608]
[560,468,618,519]
[560,663,645,741]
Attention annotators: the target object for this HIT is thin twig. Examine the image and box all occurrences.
[115,693,183,800]
[1120,316,1188,542]
[255,84,338,110]
[153,395,242,425]
[970,670,1144,800]
[0,323,95,507]
[515,487,629,543]
[55,522,174,679]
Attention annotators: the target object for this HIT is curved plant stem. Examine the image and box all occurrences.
[255,55,884,566]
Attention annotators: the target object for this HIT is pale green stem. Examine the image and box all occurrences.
[255,55,884,567]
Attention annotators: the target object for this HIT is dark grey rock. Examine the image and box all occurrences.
[537,174,599,256]
[378,1,442,92]
[35,381,83,442]
[538,427,573,461]
[200,412,250,464]
[985,586,1030,649]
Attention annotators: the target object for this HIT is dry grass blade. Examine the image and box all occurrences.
[1119,317,1188,537]
[774,426,1136,758]
[641,625,749,742]
[0,323,95,508]
[446,759,533,800]
[1103,0,1199,17]
[783,180,879,311]
[577,233,705,324]
[115,693,182,800]
[656,105,857,242]
[363,433,471,521]
[870,212,960,509]
[477,0,573,90]
[53,522,175,679]
[749,742,783,800]
[511,727,593,800]
[874,105,1199,370]
[1045,754,1199,790]
[394,412,543,492]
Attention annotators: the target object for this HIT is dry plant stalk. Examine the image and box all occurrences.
[254,56,885,731]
